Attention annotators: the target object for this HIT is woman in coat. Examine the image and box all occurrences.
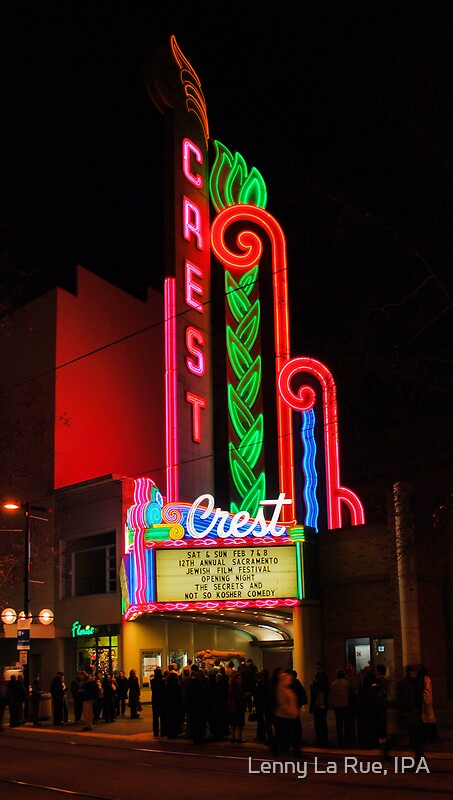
[150,667,164,736]
[228,671,246,743]
[128,669,141,719]
[163,671,184,738]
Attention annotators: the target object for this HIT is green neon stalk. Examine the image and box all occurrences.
[210,142,268,517]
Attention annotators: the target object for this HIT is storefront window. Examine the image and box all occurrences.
[345,636,395,701]
[168,650,188,672]
[141,651,162,688]
[77,635,119,675]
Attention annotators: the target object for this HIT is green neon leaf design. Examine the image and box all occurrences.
[239,166,268,209]
[209,141,234,213]
[236,356,262,408]
[231,472,266,518]
[225,271,250,323]
[239,413,264,470]
[228,384,255,440]
[209,139,268,210]
[239,266,259,296]
[225,152,248,207]
[229,444,257,498]
[236,299,260,351]
[226,326,252,381]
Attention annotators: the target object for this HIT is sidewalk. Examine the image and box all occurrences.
[6,703,453,759]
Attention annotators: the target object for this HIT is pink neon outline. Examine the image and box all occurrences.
[164,278,179,502]
[182,137,203,188]
[124,597,299,620]
[183,196,204,251]
[277,357,365,529]
[185,261,204,313]
[127,477,158,604]
[211,205,294,522]
[185,326,205,375]
[185,391,206,442]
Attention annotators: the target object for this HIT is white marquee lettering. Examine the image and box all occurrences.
[186,494,290,539]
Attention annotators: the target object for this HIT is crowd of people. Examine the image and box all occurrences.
[310,660,439,758]
[0,659,440,755]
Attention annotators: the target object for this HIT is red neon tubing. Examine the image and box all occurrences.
[278,357,365,529]
[211,205,294,522]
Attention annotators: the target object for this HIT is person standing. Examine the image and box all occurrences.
[150,667,164,736]
[345,662,361,743]
[93,670,103,722]
[228,671,246,743]
[30,673,43,727]
[273,670,301,756]
[309,662,330,747]
[0,669,7,731]
[102,674,116,722]
[185,664,210,744]
[50,671,65,725]
[61,674,69,723]
[128,669,141,719]
[396,664,424,760]
[291,670,308,749]
[8,675,22,727]
[211,671,229,741]
[80,672,95,731]
[116,670,129,717]
[163,671,184,738]
[421,665,440,743]
[330,669,351,748]
[71,672,84,723]
[374,665,389,752]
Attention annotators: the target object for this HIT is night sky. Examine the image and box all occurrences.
[1,2,452,489]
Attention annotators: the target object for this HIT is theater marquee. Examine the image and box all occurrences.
[121,477,305,619]
[155,545,297,603]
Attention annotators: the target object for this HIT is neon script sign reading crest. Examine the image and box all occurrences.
[186,493,291,539]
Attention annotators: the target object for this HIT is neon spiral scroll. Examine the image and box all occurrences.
[278,357,365,529]
[211,205,294,523]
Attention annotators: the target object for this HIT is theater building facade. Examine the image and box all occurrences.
[1,37,452,700]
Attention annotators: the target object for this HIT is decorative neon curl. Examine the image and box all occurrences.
[162,505,182,524]
[211,205,294,523]
[278,357,365,530]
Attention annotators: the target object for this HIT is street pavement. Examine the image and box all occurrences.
[5,700,453,761]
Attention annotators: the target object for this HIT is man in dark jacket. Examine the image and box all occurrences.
[80,672,96,730]
[31,673,43,726]
[309,662,330,747]
[397,664,424,759]
[50,671,65,725]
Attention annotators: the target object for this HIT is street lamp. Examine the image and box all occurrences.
[2,500,50,717]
